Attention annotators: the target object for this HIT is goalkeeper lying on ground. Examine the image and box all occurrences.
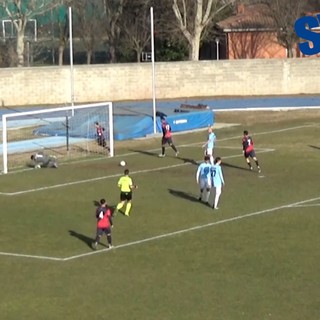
[30,152,58,168]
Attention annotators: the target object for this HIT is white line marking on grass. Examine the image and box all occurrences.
[216,124,318,143]
[64,195,320,261]
[3,124,316,175]
[0,163,187,196]
[1,195,319,262]
[213,106,320,112]
[0,251,63,261]
[0,148,274,196]
[165,124,318,149]
[290,204,320,207]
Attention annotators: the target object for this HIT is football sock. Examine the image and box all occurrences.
[214,188,222,208]
[95,235,101,243]
[171,144,178,152]
[247,162,252,169]
[116,202,124,211]
[205,190,210,202]
[107,235,112,246]
[125,203,132,216]
[161,147,165,155]
[214,196,220,208]
[255,160,260,167]
[210,156,214,165]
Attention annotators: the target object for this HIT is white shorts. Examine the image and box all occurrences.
[206,148,213,156]
[199,177,212,189]
[213,185,222,194]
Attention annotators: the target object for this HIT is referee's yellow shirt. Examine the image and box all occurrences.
[118,176,132,192]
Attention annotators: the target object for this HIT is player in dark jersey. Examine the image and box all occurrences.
[92,199,113,250]
[94,122,107,147]
[242,130,261,173]
[159,117,179,157]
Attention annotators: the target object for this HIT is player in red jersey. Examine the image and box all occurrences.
[94,122,106,147]
[242,130,261,173]
[92,199,113,250]
[159,117,179,157]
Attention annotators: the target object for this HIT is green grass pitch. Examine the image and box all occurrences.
[0,110,320,320]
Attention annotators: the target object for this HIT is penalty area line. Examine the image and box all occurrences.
[0,251,63,261]
[63,195,320,261]
[1,194,319,262]
[0,148,275,196]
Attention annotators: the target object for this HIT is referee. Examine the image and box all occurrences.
[115,169,138,216]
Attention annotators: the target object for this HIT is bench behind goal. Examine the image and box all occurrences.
[1,102,114,174]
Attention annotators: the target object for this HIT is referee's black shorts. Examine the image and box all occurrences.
[120,191,132,201]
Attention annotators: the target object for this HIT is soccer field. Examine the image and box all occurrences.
[0,110,320,320]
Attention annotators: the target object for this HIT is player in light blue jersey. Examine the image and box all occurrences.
[196,155,212,204]
[211,157,225,210]
[202,127,216,165]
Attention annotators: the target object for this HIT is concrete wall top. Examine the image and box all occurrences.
[0,58,318,107]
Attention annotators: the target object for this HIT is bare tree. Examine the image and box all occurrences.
[0,0,60,67]
[171,0,234,60]
[120,0,151,62]
[56,8,68,66]
[304,0,320,11]
[102,0,126,63]
[72,0,106,64]
[255,0,307,57]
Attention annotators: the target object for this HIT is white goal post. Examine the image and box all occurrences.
[1,102,114,174]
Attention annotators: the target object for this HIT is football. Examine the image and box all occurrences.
[120,160,126,167]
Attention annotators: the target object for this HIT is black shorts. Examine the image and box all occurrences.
[244,150,256,158]
[162,137,173,145]
[120,191,132,201]
[96,227,111,236]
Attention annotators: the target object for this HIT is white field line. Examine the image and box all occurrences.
[131,123,318,152]
[0,251,63,261]
[213,106,320,112]
[0,148,274,196]
[216,124,319,142]
[1,122,314,194]
[0,124,316,260]
[0,195,319,262]
[290,204,320,207]
[4,123,317,175]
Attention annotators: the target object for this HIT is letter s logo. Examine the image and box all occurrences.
[294,15,320,55]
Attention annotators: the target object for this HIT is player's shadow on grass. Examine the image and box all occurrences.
[177,156,198,165]
[93,200,100,207]
[309,145,320,151]
[68,230,96,249]
[222,161,249,171]
[168,188,199,203]
[130,149,159,157]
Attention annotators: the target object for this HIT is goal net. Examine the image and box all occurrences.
[1,102,114,174]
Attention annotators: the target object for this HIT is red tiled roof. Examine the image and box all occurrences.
[217,3,276,31]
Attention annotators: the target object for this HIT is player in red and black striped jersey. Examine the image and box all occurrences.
[92,199,113,250]
[242,130,261,173]
[159,118,179,157]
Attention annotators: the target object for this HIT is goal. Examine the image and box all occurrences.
[1,102,114,174]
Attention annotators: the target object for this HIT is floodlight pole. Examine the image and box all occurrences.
[150,7,157,134]
[68,7,75,113]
